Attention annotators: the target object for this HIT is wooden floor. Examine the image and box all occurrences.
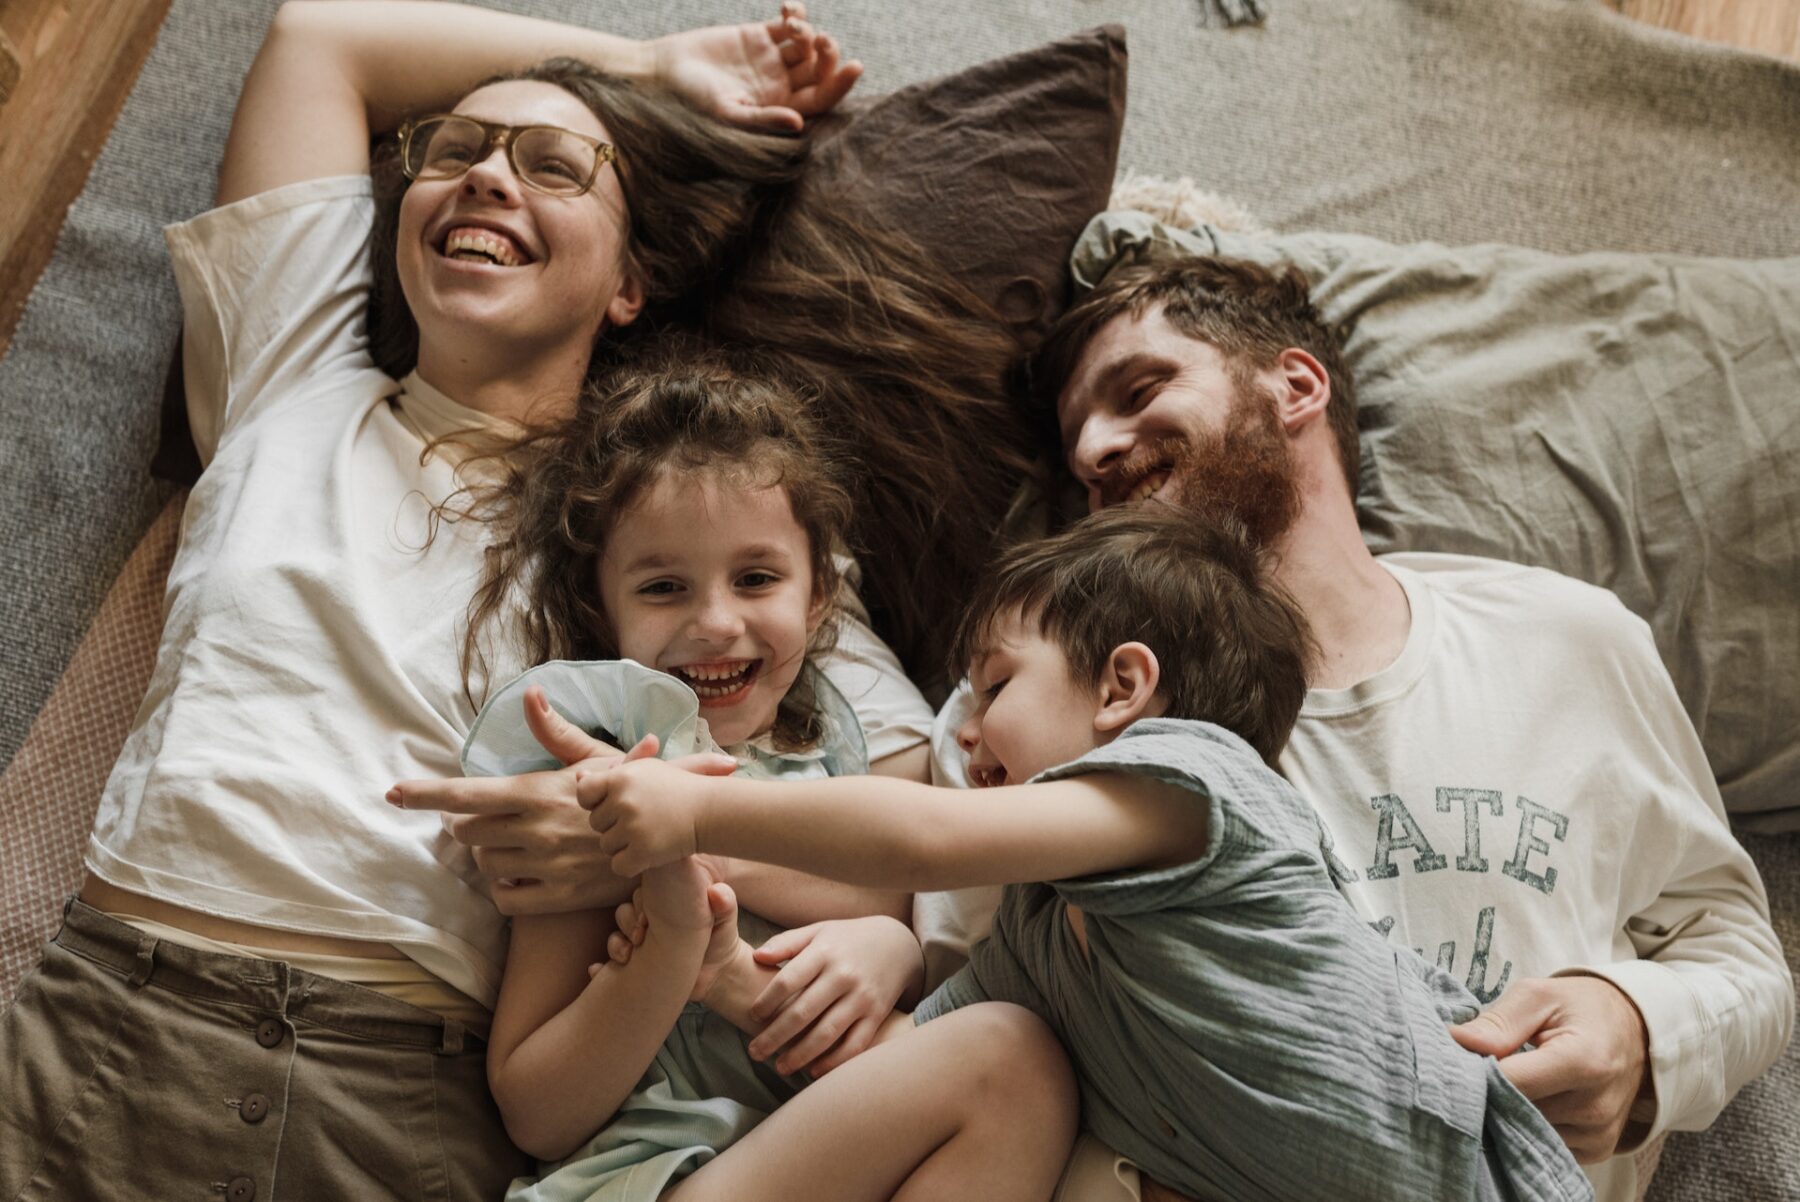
[0,0,1796,359]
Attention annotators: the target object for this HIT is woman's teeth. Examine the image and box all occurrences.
[443,228,526,267]
[1127,469,1172,505]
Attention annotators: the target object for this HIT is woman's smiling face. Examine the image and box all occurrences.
[598,468,823,748]
[395,79,641,370]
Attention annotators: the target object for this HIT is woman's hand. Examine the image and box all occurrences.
[388,758,633,914]
[650,2,863,132]
[389,691,735,915]
[744,915,925,1077]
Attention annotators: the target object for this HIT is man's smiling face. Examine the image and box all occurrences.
[1056,306,1238,513]
[1056,305,1302,547]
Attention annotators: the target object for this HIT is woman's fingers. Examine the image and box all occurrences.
[749,941,824,1024]
[751,922,822,968]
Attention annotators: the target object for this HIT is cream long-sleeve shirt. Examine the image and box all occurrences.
[1279,553,1793,1202]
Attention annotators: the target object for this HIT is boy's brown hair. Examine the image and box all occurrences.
[1028,256,1360,493]
[949,503,1313,765]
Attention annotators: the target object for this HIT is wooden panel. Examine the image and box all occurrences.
[0,0,171,356]
[1605,0,1800,60]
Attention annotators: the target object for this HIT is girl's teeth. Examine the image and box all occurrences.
[680,661,757,696]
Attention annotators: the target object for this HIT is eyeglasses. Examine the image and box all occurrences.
[398,114,616,197]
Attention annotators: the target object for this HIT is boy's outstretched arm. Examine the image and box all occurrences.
[578,761,1209,890]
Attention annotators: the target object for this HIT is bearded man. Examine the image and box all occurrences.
[1006,255,1792,1202]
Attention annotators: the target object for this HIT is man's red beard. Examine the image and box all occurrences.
[1107,381,1301,548]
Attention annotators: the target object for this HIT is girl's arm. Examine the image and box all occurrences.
[218,0,856,205]
[486,901,704,1161]
[583,764,1211,891]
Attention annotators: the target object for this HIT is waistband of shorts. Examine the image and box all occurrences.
[53,897,481,1054]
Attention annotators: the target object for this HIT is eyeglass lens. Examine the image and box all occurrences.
[407,117,597,196]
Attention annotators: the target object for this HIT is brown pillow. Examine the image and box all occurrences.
[802,25,1126,335]
[150,27,1127,485]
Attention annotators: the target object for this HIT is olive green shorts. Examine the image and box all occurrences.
[0,899,530,1202]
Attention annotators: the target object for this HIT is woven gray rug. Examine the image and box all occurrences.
[0,2,1794,1198]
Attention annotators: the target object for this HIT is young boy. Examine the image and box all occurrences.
[578,504,1595,1202]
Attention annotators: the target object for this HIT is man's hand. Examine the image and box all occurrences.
[1450,976,1651,1163]
[579,754,721,877]
[650,1,862,132]
[745,915,925,1077]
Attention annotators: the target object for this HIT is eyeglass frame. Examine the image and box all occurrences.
[396,114,618,198]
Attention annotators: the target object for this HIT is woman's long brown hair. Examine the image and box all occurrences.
[703,199,1036,691]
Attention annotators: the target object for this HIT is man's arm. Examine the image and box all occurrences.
[1454,614,1794,1161]
[582,763,1210,889]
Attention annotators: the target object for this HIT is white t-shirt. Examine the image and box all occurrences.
[87,176,932,1007]
[1279,553,1792,1202]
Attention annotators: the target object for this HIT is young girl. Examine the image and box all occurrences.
[419,345,1076,1202]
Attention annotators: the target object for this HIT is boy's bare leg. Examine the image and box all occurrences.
[665,1002,1076,1202]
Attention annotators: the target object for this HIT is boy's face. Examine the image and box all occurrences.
[956,608,1108,787]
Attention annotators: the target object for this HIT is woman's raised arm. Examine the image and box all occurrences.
[217,0,860,205]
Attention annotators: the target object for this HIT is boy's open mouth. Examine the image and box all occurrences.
[671,659,762,704]
[968,763,1009,788]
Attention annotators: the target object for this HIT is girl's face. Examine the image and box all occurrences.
[599,468,824,747]
[395,80,643,374]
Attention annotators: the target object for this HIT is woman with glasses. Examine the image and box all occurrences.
[0,4,1056,1199]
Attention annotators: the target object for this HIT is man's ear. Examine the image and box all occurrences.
[1094,642,1163,734]
[603,269,646,330]
[1270,348,1331,436]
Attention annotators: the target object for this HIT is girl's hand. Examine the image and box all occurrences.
[580,752,725,877]
[649,2,863,132]
[597,861,745,1004]
[745,915,925,1077]
[604,893,648,968]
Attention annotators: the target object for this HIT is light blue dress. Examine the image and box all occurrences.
[463,660,866,1202]
[912,719,1593,1202]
